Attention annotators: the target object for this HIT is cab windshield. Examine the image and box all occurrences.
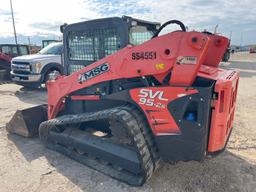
[39,43,63,55]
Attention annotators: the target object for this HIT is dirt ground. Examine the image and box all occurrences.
[0,52,255,192]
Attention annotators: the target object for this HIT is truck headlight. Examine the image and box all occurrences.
[34,62,42,73]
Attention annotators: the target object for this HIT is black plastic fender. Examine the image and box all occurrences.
[40,62,64,82]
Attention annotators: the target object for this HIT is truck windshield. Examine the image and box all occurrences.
[39,43,63,55]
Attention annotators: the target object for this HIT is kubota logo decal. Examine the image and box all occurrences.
[78,63,109,83]
[138,89,168,108]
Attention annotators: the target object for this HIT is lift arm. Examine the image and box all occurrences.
[47,31,229,119]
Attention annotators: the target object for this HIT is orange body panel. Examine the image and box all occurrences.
[129,87,198,135]
[199,65,239,152]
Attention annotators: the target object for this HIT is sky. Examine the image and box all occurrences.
[0,0,256,46]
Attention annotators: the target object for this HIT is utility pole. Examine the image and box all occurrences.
[28,36,31,54]
[214,24,219,34]
[229,31,232,40]
[10,0,18,45]
[240,31,243,47]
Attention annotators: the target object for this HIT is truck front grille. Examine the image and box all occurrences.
[11,61,31,74]
[13,70,31,74]
[12,61,30,65]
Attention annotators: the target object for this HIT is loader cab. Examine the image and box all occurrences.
[62,16,160,75]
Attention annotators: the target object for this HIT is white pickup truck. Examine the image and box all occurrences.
[11,42,63,88]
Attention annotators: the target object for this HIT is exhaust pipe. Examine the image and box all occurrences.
[6,105,47,137]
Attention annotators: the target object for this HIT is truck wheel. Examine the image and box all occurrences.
[44,69,61,86]
[20,83,40,90]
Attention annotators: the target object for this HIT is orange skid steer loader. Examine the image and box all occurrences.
[7,16,239,185]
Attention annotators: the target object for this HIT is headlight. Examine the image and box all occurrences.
[34,62,42,73]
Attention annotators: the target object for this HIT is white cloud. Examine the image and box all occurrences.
[0,0,101,36]
[0,0,256,45]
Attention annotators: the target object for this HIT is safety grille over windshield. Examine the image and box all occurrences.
[68,64,84,74]
[68,28,121,61]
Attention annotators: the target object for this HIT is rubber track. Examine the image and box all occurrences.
[123,105,161,171]
[39,105,160,185]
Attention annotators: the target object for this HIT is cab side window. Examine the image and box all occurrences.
[129,26,154,45]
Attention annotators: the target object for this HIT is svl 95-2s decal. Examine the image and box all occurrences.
[138,89,168,109]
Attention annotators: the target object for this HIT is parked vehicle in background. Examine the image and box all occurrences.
[222,48,230,62]
[249,46,256,53]
[0,44,30,58]
[42,40,60,48]
[0,44,30,82]
[222,40,231,62]
[11,42,63,88]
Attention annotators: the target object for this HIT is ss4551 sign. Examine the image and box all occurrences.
[132,51,156,60]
